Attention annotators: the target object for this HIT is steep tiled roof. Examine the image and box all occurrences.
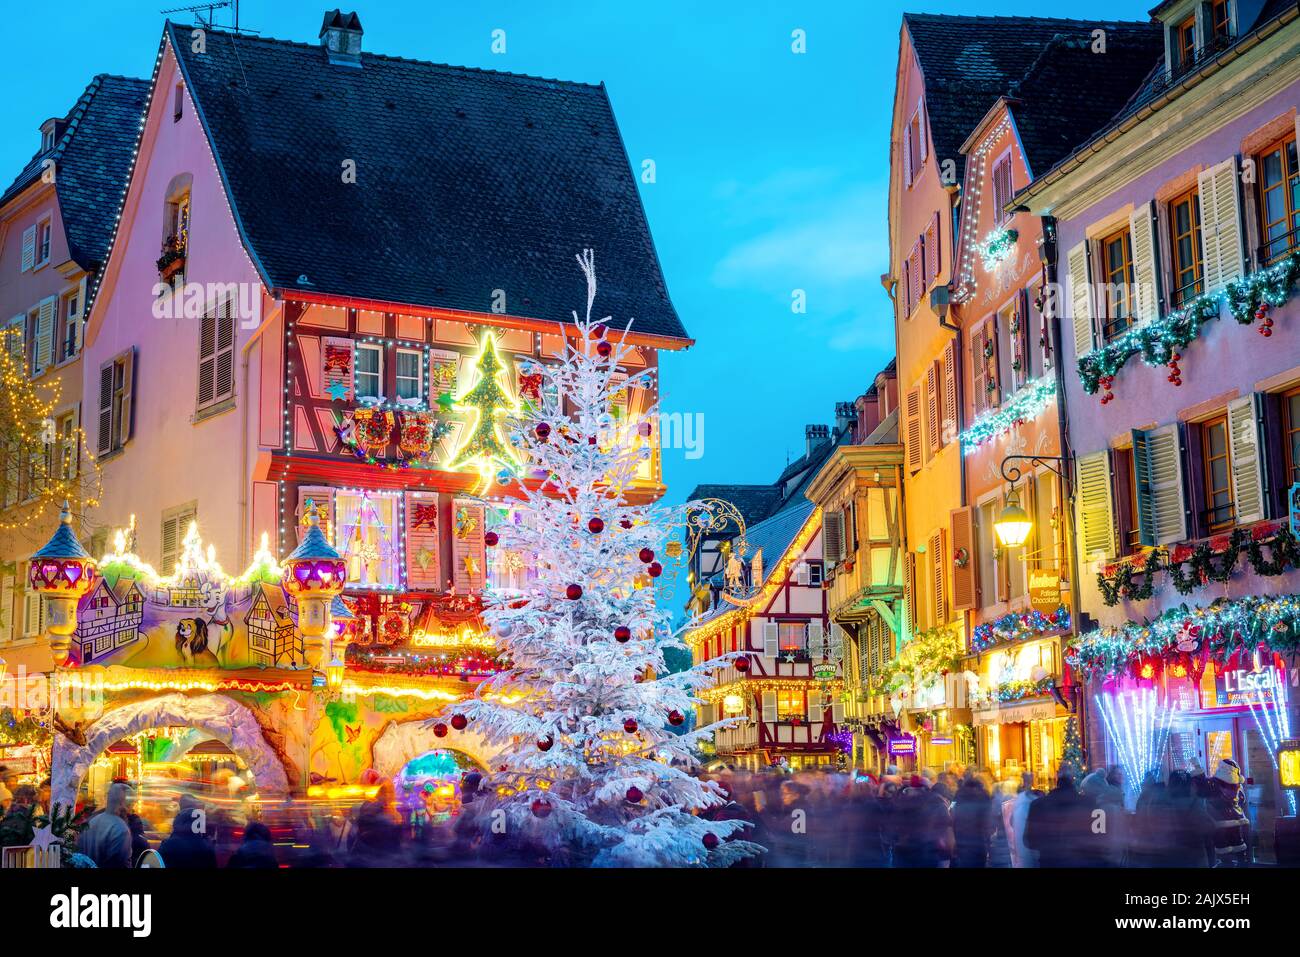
[686,484,784,529]
[744,500,817,589]
[1,75,150,273]
[167,23,685,340]
[903,14,1157,181]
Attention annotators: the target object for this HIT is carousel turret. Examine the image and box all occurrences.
[28,503,97,667]
[282,510,347,669]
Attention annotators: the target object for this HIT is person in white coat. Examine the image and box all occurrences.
[1004,772,1040,867]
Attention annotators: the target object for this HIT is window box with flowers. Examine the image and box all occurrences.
[157,235,186,282]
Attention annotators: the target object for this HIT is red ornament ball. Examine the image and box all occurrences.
[484,531,499,547]
[537,734,554,752]
[530,799,552,819]
[536,422,552,441]
[625,786,644,804]
[668,710,685,726]
[614,625,632,643]
[638,548,655,563]
[647,562,663,578]
[433,722,448,738]
[450,713,468,731]
[702,832,719,851]
[587,517,605,534]
[623,718,639,734]
[597,340,613,358]
[566,583,583,600]
[734,655,750,672]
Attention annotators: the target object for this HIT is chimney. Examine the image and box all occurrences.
[834,401,856,439]
[805,424,830,458]
[320,10,364,66]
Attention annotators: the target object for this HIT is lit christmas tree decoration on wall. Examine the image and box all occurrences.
[448,331,521,488]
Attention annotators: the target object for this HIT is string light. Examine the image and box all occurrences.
[1095,687,1178,799]
[959,374,1057,453]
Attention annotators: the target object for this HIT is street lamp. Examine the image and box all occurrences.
[325,657,346,694]
[994,454,1068,548]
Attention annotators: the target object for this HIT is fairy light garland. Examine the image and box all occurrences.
[1069,594,1300,678]
[959,374,1057,453]
[1078,251,1300,397]
[970,606,1070,653]
[952,116,1012,303]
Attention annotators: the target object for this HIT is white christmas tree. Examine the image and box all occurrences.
[436,250,761,867]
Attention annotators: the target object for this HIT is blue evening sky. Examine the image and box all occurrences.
[4,0,1140,504]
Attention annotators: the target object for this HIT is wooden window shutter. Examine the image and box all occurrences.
[322,336,355,401]
[942,340,958,445]
[925,362,941,457]
[119,348,136,445]
[1076,450,1116,560]
[96,361,113,455]
[215,296,236,403]
[949,506,976,611]
[1133,424,1187,546]
[1011,290,1031,387]
[1227,394,1265,524]
[1067,242,1095,359]
[794,561,810,586]
[763,620,779,656]
[0,573,13,644]
[1198,157,1245,292]
[823,509,845,564]
[987,315,1002,407]
[917,100,928,163]
[22,585,44,638]
[926,211,941,282]
[930,528,947,625]
[295,486,334,544]
[1129,201,1160,326]
[198,311,217,408]
[970,321,988,416]
[1022,476,1039,570]
[905,384,923,473]
[903,122,914,187]
[911,241,924,309]
[33,297,56,375]
[20,226,35,272]
[807,688,822,721]
[405,492,441,589]
[808,620,825,659]
[452,499,487,593]
[904,551,918,632]
[5,315,23,360]
[762,692,778,723]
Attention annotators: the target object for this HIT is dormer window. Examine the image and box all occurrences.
[1210,0,1233,46]
[1174,14,1197,73]
[41,129,54,152]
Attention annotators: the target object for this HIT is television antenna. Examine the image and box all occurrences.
[159,0,244,32]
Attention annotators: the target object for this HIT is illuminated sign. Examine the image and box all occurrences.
[1279,740,1300,789]
[887,735,916,756]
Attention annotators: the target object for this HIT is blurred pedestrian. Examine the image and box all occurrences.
[0,784,37,848]
[1157,771,1214,867]
[1003,773,1039,868]
[126,813,151,866]
[351,780,405,866]
[227,821,279,868]
[158,807,217,868]
[1206,758,1250,866]
[1080,768,1126,866]
[952,775,993,867]
[78,782,131,869]
[1024,770,1087,867]
[892,778,953,867]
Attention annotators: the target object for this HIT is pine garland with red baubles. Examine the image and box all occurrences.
[432,250,762,867]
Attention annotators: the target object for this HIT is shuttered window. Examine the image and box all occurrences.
[161,504,198,573]
[198,295,236,411]
[930,528,947,626]
[925,362,941,457]
[1129,201,1160,326]
[96,349,135,456]
[1198,157,1245,290]
[924,212,941,283]
[20,225,36,273]
[822,509,845,564]
[32,297,56,376]
[905,384,923,473]
[949,506,976,611]
[1133,424,1187,546]
[1257,135,1300,266]
[992,151,1014,224]
[970,321,988,416]
[942,339,958,443]
[1067,241,1095,360]
[1076,450,1116,560]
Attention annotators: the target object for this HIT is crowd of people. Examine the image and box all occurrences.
[701,756,1257,867]
[0,757,1259,867]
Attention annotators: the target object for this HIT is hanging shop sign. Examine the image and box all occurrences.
[1279,740,1300,789]
[887,735,917,756]
[1029,570,1063,615]
[812,663,838,682]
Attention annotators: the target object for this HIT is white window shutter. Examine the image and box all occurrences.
[119,348,136,445]
[917,101,928,162]
[795,561,810,586]
[20,226,35,272]
[1198,158,1245,292]
[823,510,845,564]
[829,622,845,660]
[5,315,23,360]
[807,690,822,720]
[762,692,777,723]
[33,297,56,375]
[902,122,913,187]
[22,586,43,638]
[763,620,779,656]
[807,620,825,659]
[831,697,845,724]
[72,277,87,354]
[1067,242,1095,358]
[1075,450,1115,560]
[1227,394,1265,524]
[0,573,14,643]
[1136,424,1188,545]
[1129,202,1159,326]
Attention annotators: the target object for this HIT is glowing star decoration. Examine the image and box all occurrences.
[448,332,520,486]
[325,381,350,402]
